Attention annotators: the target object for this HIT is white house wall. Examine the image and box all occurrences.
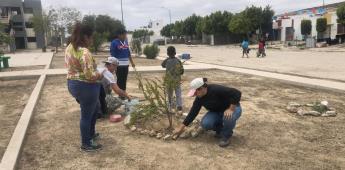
[280,12,339,41]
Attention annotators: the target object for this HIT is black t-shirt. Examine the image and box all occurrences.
[183,84,241,126]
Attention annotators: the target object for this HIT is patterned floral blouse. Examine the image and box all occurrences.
[65,44,98,83]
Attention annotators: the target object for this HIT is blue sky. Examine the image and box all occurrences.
[41,0,345,30]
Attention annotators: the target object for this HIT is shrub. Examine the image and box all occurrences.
[130,39,142,56]
[301,20,312,38]
[143,44,159,59]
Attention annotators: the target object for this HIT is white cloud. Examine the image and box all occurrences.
[42,0,345,30]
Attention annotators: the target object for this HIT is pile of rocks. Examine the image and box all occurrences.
[125,112,204,141]
[286,101,337,117]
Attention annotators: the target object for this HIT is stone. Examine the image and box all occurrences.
[156,133,163,139]
[137,128,143,134]
[163,134,172,140]
[286,106,298,113]
[305,104,314,107]
[141,129,149,135]
[182,112,188,118]
[321,111,337,117]
[179,131,192,139]
[320,101,328,106]
[288,102,301,107]
[299,110,321,116]
[123,115,131,126]
[130,126,137,132]
[149,130,156,137]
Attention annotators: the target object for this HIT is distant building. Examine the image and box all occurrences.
[273,2,345,42]
[147,19,164,43]
[0,0,45,51]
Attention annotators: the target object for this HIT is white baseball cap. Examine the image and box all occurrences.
[103,57,119,65]
[188,78,205,97]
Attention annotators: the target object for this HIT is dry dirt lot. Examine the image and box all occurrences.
[0,78,37,160]
[51,54,162,69]
[18,70,345,170]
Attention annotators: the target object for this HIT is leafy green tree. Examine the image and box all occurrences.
[132,29,154,42]
[202,11,233,35]
[301,19,312,38]
[31,12,50,49]
[94,15,125,40]
[160,23,174,37]
[182,14,202,39]
[316,18,327,39]
[228,13,251,37]
[90,32,108,54]
[172,21,183,37]
[82,15,96,30]
[337,3,345,24]
[0,23,13,55]
[47,7,82,51]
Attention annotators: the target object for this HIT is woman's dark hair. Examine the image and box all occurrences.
[70,22,94,50]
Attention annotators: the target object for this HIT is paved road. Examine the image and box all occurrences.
[159,44,345,81]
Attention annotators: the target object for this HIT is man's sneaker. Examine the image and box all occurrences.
[218,139,230,148]
[80,143,102,152]
[92,133,100,141]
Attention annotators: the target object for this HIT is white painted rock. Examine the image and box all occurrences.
[182,112,188,118]
[149,130,156,137]
[321,111,337,117]
[130,126,137,132]
[299,110,321,116]
[123,115,131,126]
[163,134,172,140]
[156,133,163,139]
[320,101,328,107]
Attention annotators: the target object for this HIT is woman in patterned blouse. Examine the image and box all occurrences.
[65,22,103,152]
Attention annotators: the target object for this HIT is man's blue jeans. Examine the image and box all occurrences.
[201,105,242,140]
[68,80,100,146]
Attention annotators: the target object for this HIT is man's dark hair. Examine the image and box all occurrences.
[167,46,176,57]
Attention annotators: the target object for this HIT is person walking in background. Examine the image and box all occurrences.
[110,29,136,99]
[241,39,249,58]
[161,46,184,113]
[65,22,103,152]
[257,37,266,58]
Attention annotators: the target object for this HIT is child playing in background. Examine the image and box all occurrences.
[161,46,184,113]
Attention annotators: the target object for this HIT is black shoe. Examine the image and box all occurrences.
[92,133,100,141]
[218,139,230,148]
[80,143,102,152]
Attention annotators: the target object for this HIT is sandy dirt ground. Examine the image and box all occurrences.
[51,54,162,69]
[159,44,345,82]
[17,70,345,170]
[0,78,37,160]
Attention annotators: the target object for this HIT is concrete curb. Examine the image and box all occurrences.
[0,74,46,170]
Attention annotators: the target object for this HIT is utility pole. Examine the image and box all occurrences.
[161,7,172,25]
[121,0,124,24]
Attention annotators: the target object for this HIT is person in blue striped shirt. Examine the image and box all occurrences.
[110,29,135,99]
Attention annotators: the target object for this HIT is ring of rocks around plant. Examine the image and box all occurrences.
[124,112,204,141]
[286,101,337,117]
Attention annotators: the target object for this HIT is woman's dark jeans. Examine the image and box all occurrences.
[68,80,100,146]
